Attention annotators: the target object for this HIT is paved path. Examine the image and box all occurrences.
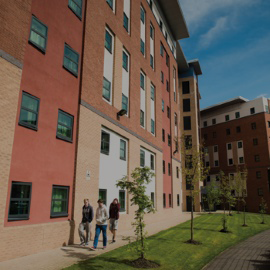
[204,229,270,270]
[0,212,197,270]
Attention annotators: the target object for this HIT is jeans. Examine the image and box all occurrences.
[93,224,107,248]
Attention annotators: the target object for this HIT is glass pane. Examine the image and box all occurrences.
[30,31,46,49]
[102,85,111,101]
[20,109,37,126]
[122,95,128,111]
[105,31,112,51]
[9,201,29,215]
[57,124,72,139]
[52,187,68,200]
[64,46,79,63]
[52,200,67,213]
[58,112,72,127]
[11,184,31,199]
[106,0,113,8]
[69,0,82,16]
[22,94,38,112]
[32,18,47,36]
[64,57,78,74]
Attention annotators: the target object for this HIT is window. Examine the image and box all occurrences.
[122,94,128,112]
[214,145,218,152]
[57,110,74,142]
[63,44,79,76]
[140,73,145,89]
[19,92,40,130]
[151,85,155,100]
[69,0,83,18]
[140,149,145,167]
[256,171,261,179]
[140,6,145,23]
[105,30,112,53]
[163,193,166,208]
[29,16,48,52]
[162,100,164,112]
[183,99,191,112]
[51,186,69,217]
[160,43,164,56]
[174,113,178,126]
[150,55,154,68]
[163,160,165,174]
[167,106,170,118]
[258,188,263,196]
[8,182,32,220]
[162,129,165,142]
[185,155,193,169]
[168,135,171,146]
[255,155,260,162]
[203,134,208,140]
[250,107,255,114]
[251,122,256,130]
[225,115,230,121]
[106,0,113,9]
[150,25,154,39]
[140,110,145,127]
[177,194,180,206]
[159,20,163,30]
[182,81,190,94]
[236,126,241,133]
[176,167,179,178]
[122,51,128,71]
[150,154,155,170]
[101,131,110,155]
[120,139,126,160]
[213,132,217,138]
[212,119,216,125]
[140,39,145,55]
[226,128,230,135]
[253,138,258,145]
[214,160,219,167]
[168,163,171,176]
[185,135,192,149]
[149,0,153,9]
[119,190,126,212]
[207,176,210,182]
[166,80,169,91]
[184,116,191,130]
[186,176,192,190]
[268,121,270,128]
[161,71,164,83]
[203,121,207,127]
[99,189,107,206]
[151,192,155,207]
[151,119,155,134]
[205,161,210,167]
[228,158,233,165]
[103,77,111,101]
[123,13,129,32]
[169,194,172,207]
[239,157,244,164]
[238,141,243,148]
[227,143,232,150]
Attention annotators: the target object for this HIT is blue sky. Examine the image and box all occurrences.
[178,0,270,109]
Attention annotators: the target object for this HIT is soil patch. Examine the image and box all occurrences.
[128,258,160,268]
[185,239,202,245]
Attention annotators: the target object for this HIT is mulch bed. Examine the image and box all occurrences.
[185,239,202,245]
[128,258,160,268]
[219,229,232,233]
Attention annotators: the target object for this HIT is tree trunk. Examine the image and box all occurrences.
[140,217,144,259]
[243,205,246,226]
[237,198,240,214]
[191,195,194,241]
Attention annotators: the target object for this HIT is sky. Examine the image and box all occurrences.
[178,0,270,109]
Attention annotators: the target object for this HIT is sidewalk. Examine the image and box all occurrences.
[0,212,197,270]
[204,229,270,270]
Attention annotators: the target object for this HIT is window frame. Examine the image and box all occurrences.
[150,154,155,170]
[119,190,126,212]
[182,81,190,94]
[123,12,129,32]
[56,110,74,143]
[120,139,126,161]
[140,6,145,23]
[99,189,107,206]
[63,44,80,77]
[103,77,111,102]
[140,39,145,55]
[101,130,110,155]
[151,119,155,134]
[140,149,145,167]
[50,185,69,218]
[122,94,128,112]
[105,30,113,53]
[68,0,83,19]
[140,110,145,127]
[122,51,129,71]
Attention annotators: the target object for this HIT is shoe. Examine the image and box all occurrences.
[90,246,96,251]
[85,242,89,246]
[103,246,107,250]
[113,240,116,243]
[79,242,85,246]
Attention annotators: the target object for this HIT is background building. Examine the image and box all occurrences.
[201,96,270,213]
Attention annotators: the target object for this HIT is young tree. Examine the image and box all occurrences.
[116,167,155,261]
[181,135,209,244]
[204,179,220,214]
[259,198,268,224]
[240,169,248,227]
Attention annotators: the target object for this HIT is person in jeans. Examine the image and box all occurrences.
[90,199,108,250]
[78,199,94,246]
[109,198,120,243]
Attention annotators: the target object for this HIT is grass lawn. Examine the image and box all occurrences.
[65,212,270,270]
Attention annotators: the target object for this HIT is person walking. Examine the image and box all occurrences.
[109,198,120,243]
[90,199,109,250]
[78,199,94,246]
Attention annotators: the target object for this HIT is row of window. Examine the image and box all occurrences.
[19,92,74,142]
[99,188,126,211]
[140,149,155,170]
[8,182,69,220]
[163,193,180,208]
[162,161,179,178]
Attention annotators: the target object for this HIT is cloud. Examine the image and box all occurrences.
[199,17,228,48]
[256,93,269,98]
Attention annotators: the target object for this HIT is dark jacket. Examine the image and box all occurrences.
[82,204,94,223]
[109,203,120,220]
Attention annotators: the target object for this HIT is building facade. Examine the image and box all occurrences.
[201,97,270,213]
[0,0,202,261]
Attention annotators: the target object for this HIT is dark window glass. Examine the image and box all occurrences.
[168,134,171,146]
[140,39,145,55]
[203,134,208,140]
[226,128,230,135]
[182,81,190,94]
[150,55,154,68]
[163,193,166,208]
[140,73,145,89]
[105,30,112,53]
[57,110,74,142]
[251,122,256,130]
[250,107,255,114]
[203,121,207,127]
[214,145,218,152]
[175,113,178,126]
[123,12,129,32]
[185,155,193,169]
[161,71,164,83]
[212,118,216,125]
[162,129,165,142]
[255,155,260,162]
[160,43,164,56]
[214,160,219,167]
[140,149,145,167]
[151,119,155,134]
[227,143,232,150]
[106,0,113,9]
[151,85,155,100]
[29,16,48,52]
[122,94,128,112]
[166,54,169,66]
[216,175,220,181]
[140,6,145,23]
[168,163,171,176]
[101,131,110,155]
[207,176,210,182]
[151,192,155,207]
[166,80,169,91]
[19,92,39,130]
[183,99,191,112]
[238,141,243,148]
[120,139,126,160]
[119,190,125,212]
[256,171,261,179]
[236,126,241,133]
[103,77,111,101]
[150,154,155,170]
[163,160,165,174]
[253,138,258,145]
[123,51,128,71]
[99,189,107,206]
[51,186,69,217]
[63,44,79,76]
[235,112,240,118]
[159,20,163,30]
[140,110,145,127]
[228,158,233,165]
[162,100,164,111]
[69,0,83,18]
[169,194,172,207]
[167,106,170,118]
[176,167,179,178]
[239,157,244,164]
[150,25,154,39]
[186,176,193,190]
[184,116,191,130]
[185,135,192,149]
[225,115,230,121]
[8,182,32,220]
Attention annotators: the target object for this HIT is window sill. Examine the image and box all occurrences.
[28,40,46,54]
[50,214,69,218]
[19,122,38,131]
[56,134,73,143]
[68,6,82,20]
[63,65,78,78]
[8,217,29,221]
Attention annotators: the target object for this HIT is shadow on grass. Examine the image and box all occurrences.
[249,250,270,270]
[61,247,96,260]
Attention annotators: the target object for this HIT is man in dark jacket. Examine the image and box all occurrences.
[78,199,94,246]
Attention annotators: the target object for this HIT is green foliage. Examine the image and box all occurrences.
[259,198,268,224]
[221,215,228,231]
[204,180,220,213]
[116,167,155,259]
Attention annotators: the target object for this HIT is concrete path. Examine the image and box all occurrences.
[204,229,270,270]
[0,212,197,270]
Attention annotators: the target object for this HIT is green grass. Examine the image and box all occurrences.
[65,213,270,270]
